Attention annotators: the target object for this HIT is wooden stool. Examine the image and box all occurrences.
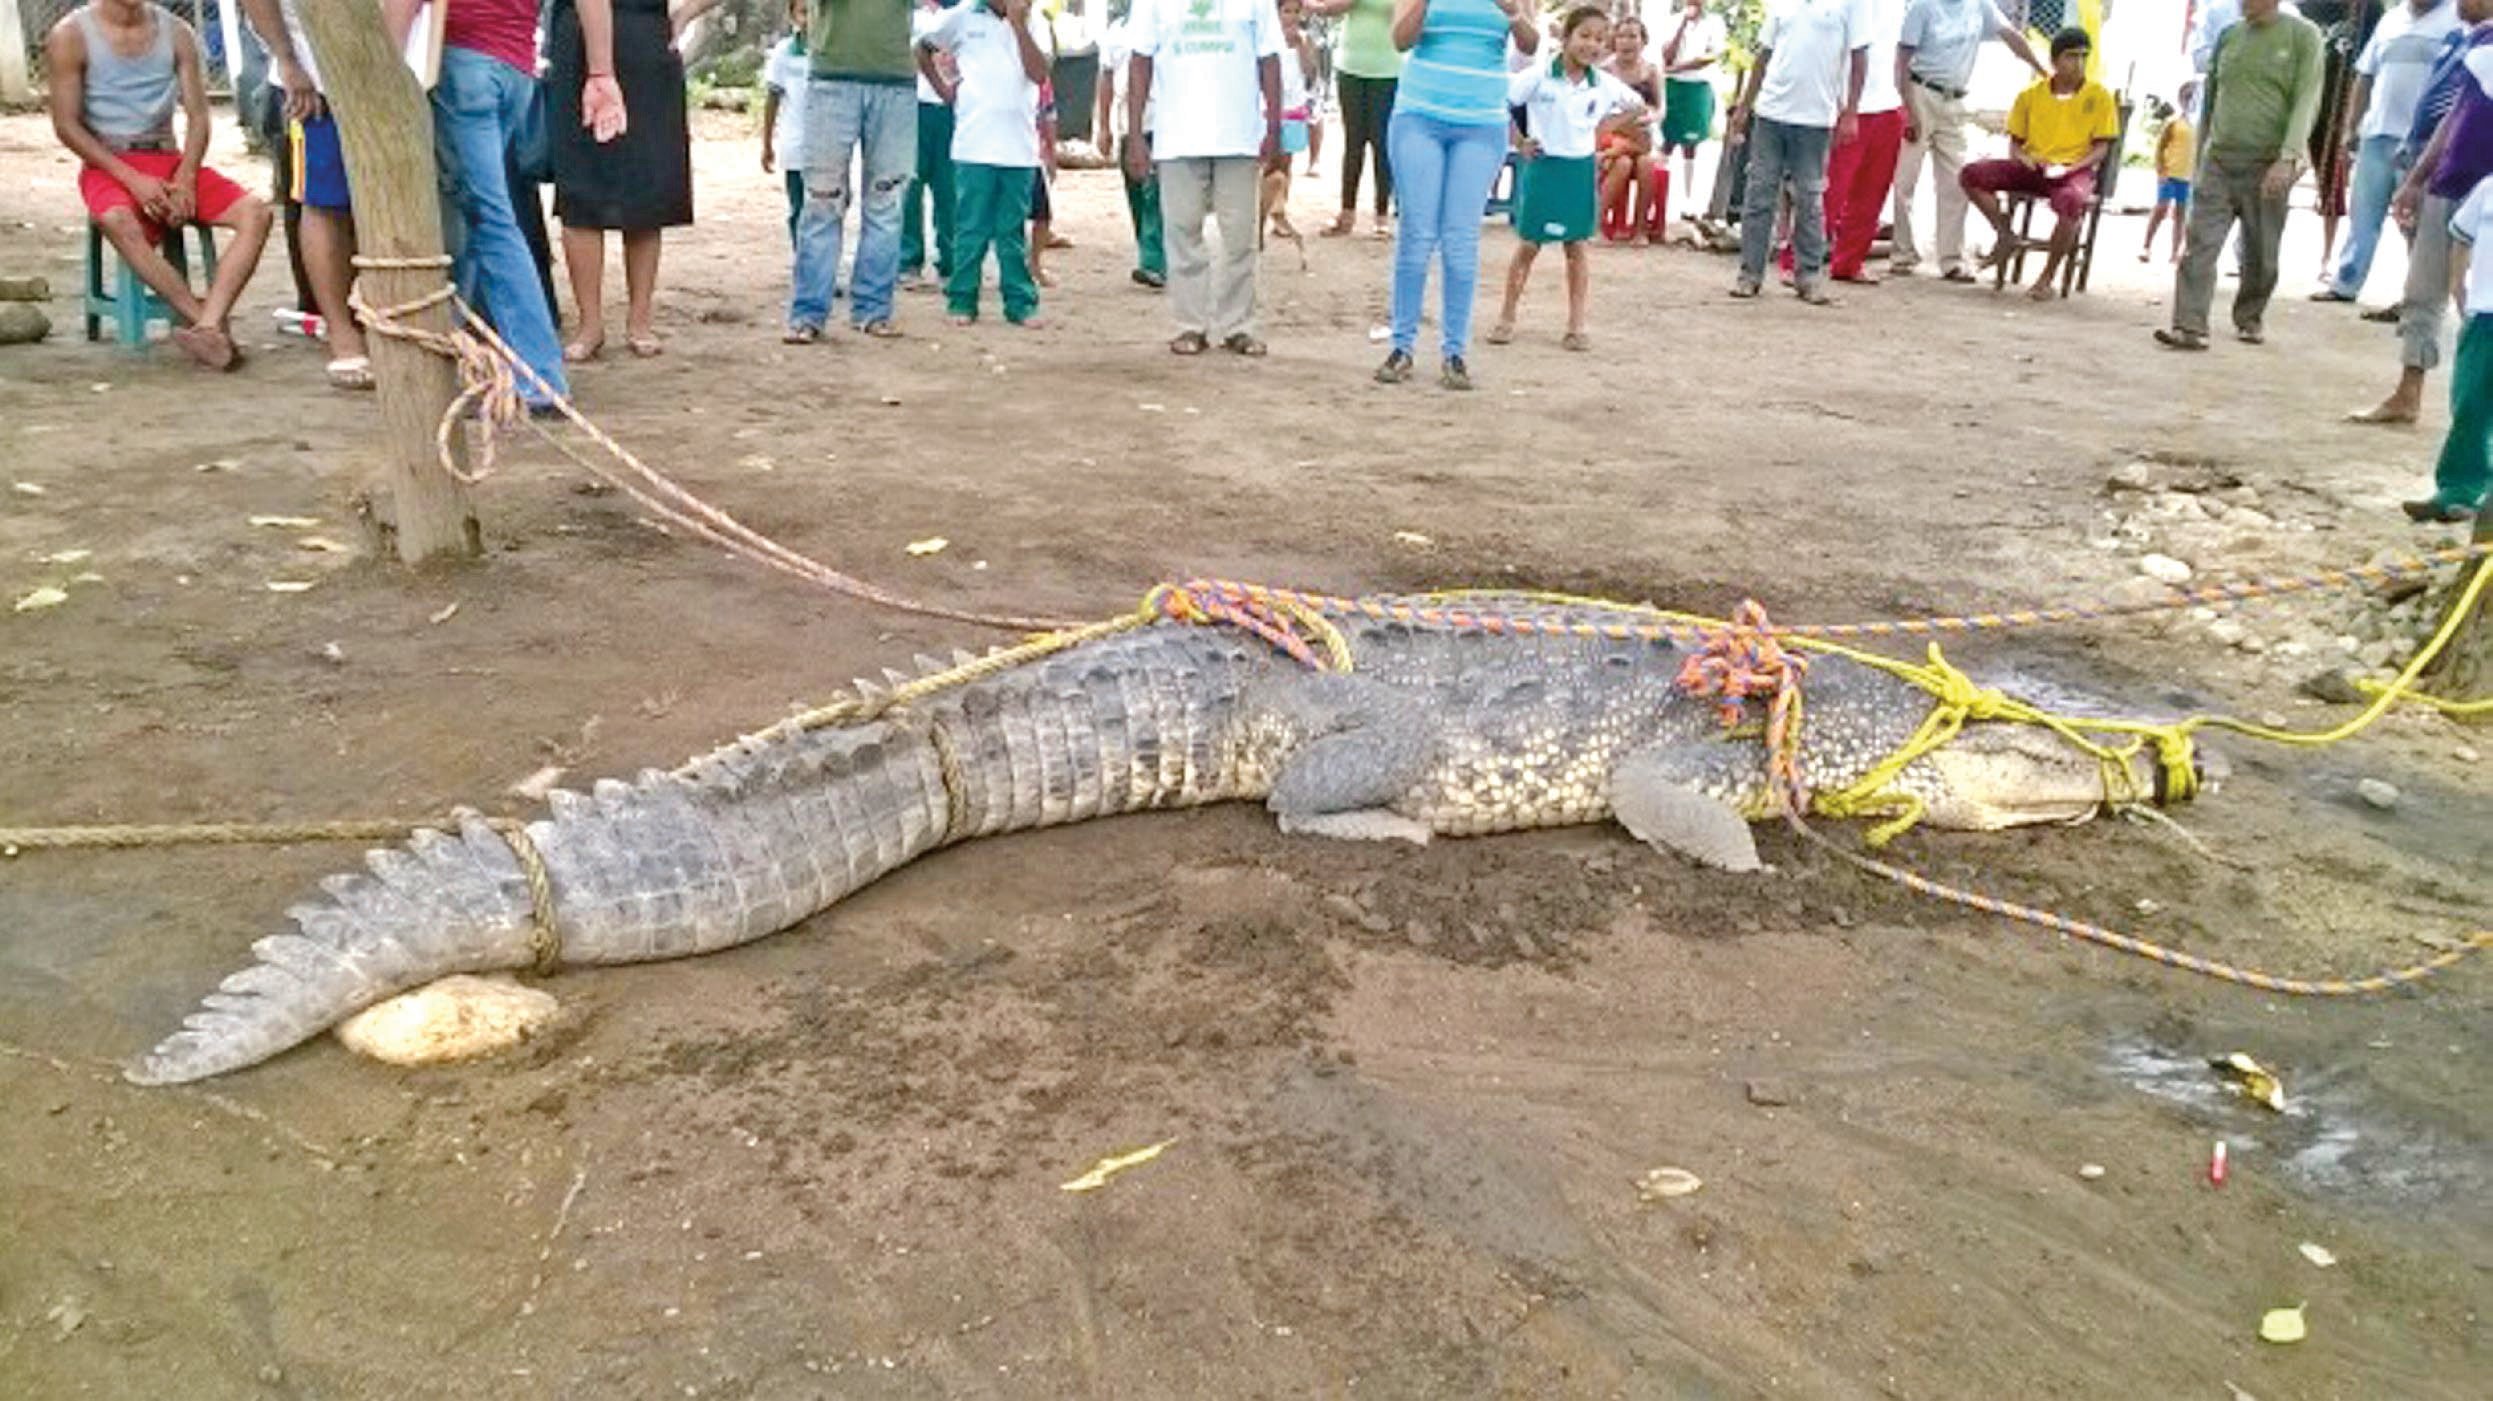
[84,220,219,348]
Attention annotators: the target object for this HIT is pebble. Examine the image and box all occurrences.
[2206,618,2248,648]
[0,302,50,345]
[2458,745,2482,763]
[2139,554,2194,585]
[2298,668,2367,704]
[2077,1163,2107,1180]
[1744,1079,1796,1108]
[2106,461,2156,491]
[2356,779,2401,811]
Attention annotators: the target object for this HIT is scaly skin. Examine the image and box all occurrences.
[130,600,2138,1084]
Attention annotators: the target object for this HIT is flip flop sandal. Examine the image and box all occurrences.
[564,337,605,363]
[782,323,821,344]
[1561,332,1590,352]
[627,333,663,358]
[858,320,904,339]
[1222,333,1267,357]
[2153,327,2209,351]
[1483,322,1515,345]
[325,356,375,390]
[1170,331,1210,356]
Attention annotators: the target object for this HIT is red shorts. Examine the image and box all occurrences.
[1960,157,2096,224]
[79,150,250,242]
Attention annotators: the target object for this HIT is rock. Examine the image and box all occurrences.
[1744,1079,1796,1108]
[2298,668,2367,704]
[2106,461,2156,492]
[0,302,51,345]
[2077,1163,2107,1180]
[333,974,560,1066]
[2139,553,2194,585]
[2206,618,2248,648]
[2223,507,2278,531]
[0,275,51,301]
[2458,745,2482,763]
[2358,639,2399,670]
[2356,779,2401,811]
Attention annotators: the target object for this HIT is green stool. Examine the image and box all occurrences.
[83,220,219,348]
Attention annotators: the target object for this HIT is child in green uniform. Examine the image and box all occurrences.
[1487,7,1647,350]
[918,0,1053,326]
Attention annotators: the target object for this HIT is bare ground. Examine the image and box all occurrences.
[1,111,2487,1398]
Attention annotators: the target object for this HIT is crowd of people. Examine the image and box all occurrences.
[33,0,2493,522]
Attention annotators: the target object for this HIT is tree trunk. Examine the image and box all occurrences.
[298,0,479,562]
[2421,511,2493,719]
[0,0,33,107]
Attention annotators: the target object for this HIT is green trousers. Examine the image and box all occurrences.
[901,101,956,278]
[2432,313,2493,510]
[1125,162,1165,278]
[948,162,1038,321]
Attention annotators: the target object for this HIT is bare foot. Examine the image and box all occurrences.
[2026,280,2058,302]
[2346,397,2419,426]
[170,323,235,370]
[1483,321,1515,345]
[1009,315,1046,330]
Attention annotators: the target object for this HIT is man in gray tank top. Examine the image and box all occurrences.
[46,0,273,369]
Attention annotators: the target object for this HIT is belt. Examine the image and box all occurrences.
[1910,75,1968,101]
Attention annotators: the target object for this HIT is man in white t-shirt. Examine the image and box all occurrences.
[1889,0,2044,279]
[1098,15,1168,287]
[1727,0,1872,302]
[1820,0,1905,282]
[1124,0,1286,355]
[2320,0,2463,301]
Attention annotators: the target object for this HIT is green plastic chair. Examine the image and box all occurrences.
[83,220,219,348]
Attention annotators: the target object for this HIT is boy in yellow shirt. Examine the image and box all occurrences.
[2140,83,2196,264]
[1959,27,2122,300]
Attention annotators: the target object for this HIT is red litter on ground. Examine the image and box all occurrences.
[2208,1140,2229,1187]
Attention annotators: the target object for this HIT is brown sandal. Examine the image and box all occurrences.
[1170,331,1210,356]
[1221,332,1267,357]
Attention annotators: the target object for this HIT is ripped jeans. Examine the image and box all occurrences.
[790,78,918,330]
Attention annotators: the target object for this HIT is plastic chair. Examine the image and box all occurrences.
[84,220,219,347]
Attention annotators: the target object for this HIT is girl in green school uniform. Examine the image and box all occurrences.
[918,0,1054,327]
[1487,7,1648,351]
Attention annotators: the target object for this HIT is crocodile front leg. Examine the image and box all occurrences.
[1609,739,1772,873]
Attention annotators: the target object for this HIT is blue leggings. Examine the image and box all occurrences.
[1387,110,1507,359]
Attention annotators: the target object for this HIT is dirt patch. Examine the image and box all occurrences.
[2,111,2486,1398]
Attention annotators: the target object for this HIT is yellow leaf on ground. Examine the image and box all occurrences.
[2258,1305,2306,1344]
[11,481,46,496]
[40,549,91,564]
[265,580,316,593]
[1637,1167,1704,1201]
[905,537,949,557]
[13,585,68,612]
[1060,1139,1175,1193]
[249,515,322,530]
[296,536,348,553]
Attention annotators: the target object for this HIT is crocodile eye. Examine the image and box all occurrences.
[1604,654,1632,669]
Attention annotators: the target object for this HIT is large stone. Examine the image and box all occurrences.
[2139,553,2194,585]
[0,275,51,301]
[0,303,50,345]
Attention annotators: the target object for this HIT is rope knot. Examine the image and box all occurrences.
[1676,600,1811,812]
[1148,580,1353,672]
[1919,645,2009,719]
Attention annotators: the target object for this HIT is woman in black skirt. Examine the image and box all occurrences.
[549,0,704,359]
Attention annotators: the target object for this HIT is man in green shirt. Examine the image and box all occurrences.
[2156,0,2326,350]
[788,0,923,340]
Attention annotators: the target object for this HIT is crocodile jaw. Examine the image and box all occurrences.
[1914,724,2156,832]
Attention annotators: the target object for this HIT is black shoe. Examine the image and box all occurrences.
[1131,268,1166,289]
[1440,356,1473,391]
[2401,497,2478,523]
[1374,350,1414,384]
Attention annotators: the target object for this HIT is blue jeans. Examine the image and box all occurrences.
[791,80,917,330]
[1387,110,1508,359]
[433,47,569,402]
[2331,134,2404,298]
[1739,116,1831,287]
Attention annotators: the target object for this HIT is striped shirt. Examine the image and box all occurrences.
[1399,0,1516,127]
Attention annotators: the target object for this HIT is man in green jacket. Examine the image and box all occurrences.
[2157,0,2327,350]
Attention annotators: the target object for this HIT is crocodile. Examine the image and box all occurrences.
[129,597,2196,1085]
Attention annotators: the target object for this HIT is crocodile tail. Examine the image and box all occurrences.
[128,718,956,1085]
[125,813,542,1085]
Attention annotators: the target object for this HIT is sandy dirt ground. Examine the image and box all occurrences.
[2,108,2488,1399]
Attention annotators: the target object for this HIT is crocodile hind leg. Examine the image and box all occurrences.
[1609,740,1771,873]
[1261,674,1438,844]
